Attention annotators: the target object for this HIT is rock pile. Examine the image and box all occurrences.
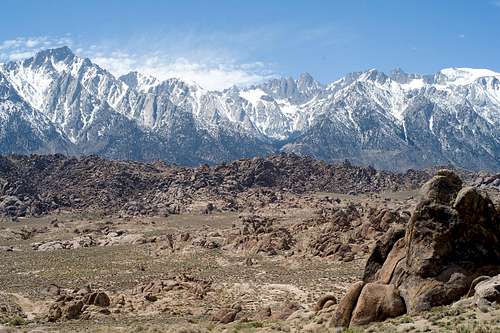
[47,285,111,322]
[31,231,155,251]
[211,303,242,324]
[0,154,430,217]
[132,274,213,300]
[331,170,500,328]
[472,174,500,191]
[225,216,295,255]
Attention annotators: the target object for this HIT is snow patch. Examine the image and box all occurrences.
[4,64,53,110]
[276,99,299,117]
[438,68,500,86]
[239,88,267,107]
[401,78,425,91]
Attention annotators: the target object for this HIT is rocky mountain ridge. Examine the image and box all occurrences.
[0,153,431,217]
[0,47,499,170]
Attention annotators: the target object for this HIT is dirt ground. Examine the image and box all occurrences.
[0,189,499,333]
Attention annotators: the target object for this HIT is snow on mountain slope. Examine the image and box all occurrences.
[0,70,72,154]
[119,71,160,92]
[436,68,500,86]
[0,46,498,170]
[239,88,267,107]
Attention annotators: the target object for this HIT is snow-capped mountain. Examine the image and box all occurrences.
[118,71,160,93]
[0,46,499,171]
[0,70,72,154]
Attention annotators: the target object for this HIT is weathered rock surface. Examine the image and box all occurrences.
[314,295,337,312]
[46,286,111,322]
[211,304,242,324]
[474,275,500,312]
[349,283,406,326]
[331,170,500,328]
[271,302,303,321]
[331,281,365,328]
[363,225,405,283]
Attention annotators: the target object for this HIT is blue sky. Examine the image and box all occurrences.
[1,0,499,90]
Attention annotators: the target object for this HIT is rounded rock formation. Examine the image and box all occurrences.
[331,170,500,328]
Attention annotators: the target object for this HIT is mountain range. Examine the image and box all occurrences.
[0,46,499,171]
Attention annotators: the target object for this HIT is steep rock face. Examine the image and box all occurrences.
[287,70,500,170]
[332,170,500,328]
[0,71,72,155]
[118,71,159,92]
[392,177,500,313]
[0,47,499,169]
[0,47,272,163]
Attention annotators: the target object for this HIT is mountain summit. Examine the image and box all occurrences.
[0,47,499,170]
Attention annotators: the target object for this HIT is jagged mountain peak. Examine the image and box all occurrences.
[0,47,498,171]
[13,46,78,72]
[119,71,159,92]
[357,69,390,84]
[35,45,74,59]
[250,72,323,103]
[297,72,323,92]
[388,68,423,84]
[334,67,500,89]
[153,77,206,98]
[298,72,314,82]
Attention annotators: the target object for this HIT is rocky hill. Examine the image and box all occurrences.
[0,154,431,217]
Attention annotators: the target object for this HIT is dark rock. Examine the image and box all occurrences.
[0,154,429,217]
[363,225,405,283]
[211,304,242,324]
[92,292,110,307]
[419,169,462,205]
[63,300,83,319]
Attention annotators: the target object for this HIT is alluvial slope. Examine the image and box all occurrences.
[0,47,499,170]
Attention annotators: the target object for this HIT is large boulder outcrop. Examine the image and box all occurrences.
[350,283,406,326]
[363,225,405,283]
[331,170,500,328]
[331,281,365,327]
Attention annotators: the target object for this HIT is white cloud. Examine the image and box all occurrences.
[7,51,34,61]
[0,36,73,61]
[492,0,500,7]
[0,35,275,91]
[89,52,274,91]
[0,36,72,52]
